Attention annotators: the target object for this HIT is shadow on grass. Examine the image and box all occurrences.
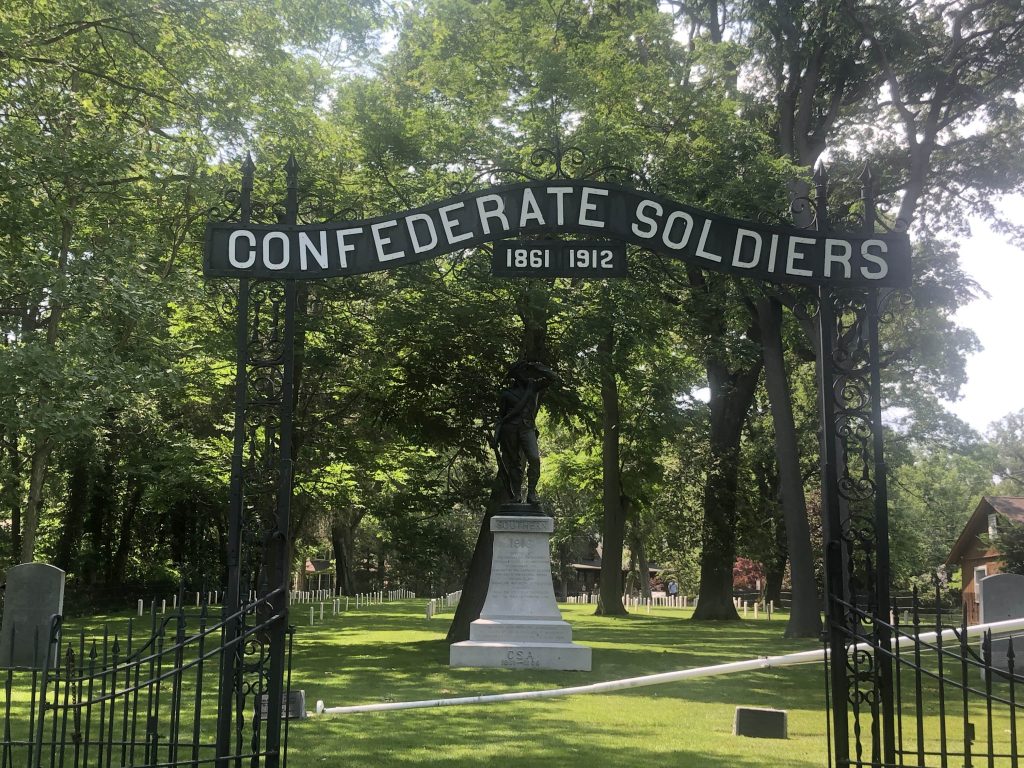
[58,601,829,767]
[293,611,828,725]
[288,696,824,768]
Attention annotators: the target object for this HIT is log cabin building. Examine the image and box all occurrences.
[945,496,1024,625]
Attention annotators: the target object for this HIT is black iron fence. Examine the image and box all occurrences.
[0,592,292,768]
[828,586,1024,767]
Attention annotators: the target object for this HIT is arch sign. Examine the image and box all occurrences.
[204,179,911,287]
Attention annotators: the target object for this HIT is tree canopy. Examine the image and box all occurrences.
[0,0,1021,634]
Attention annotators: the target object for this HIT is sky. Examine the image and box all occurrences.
[943,211,1024,435]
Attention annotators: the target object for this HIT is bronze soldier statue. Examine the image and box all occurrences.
[494,360,559,504]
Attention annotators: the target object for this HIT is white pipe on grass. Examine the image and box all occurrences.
[314,616,1024,717]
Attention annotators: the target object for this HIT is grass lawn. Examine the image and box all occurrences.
[283,600,830,768]
[34,599,1024,766]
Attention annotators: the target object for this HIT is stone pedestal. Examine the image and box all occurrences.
[450,510,591,671]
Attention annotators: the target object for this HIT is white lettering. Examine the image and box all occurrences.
[372,220,404,262]
[406,213,439,254]
[476,194,509,236]
[767,234,779,272]
[334,227,362,269]
[262,232,289,271]
[298,231,328,270]
[860,239,889,279]
[662,210,694,249]
[732,229,762,269]
[824,239,852,278]
[228,230,256,269]
[786,236,816,277]
[439,202,472,244]
[519,189,546,227]
[695,220,723,263]
[546,187,573,225]
[579,187,608,228]
[632,200,662,239]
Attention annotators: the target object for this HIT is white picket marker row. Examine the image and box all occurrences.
[135,587,418,623]
[300,588,419,625]
[424,590,463,621]
[564,594,703,609]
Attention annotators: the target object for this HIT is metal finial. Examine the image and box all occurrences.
[285,154,300,186]
[860,162,876,234]
[241,152,256,186]
[859,161,875,186]
[813,161,828,231]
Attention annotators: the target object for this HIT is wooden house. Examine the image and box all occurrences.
[945,496,1024,624]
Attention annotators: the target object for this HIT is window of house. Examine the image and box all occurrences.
[989,513,999,540]
[974,565,988,604]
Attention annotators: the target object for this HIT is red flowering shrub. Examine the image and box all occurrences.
[732,557,766,590]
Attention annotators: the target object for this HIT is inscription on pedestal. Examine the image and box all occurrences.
[480,518,561,619]
[502,649,540,668]
[492,517,554,533]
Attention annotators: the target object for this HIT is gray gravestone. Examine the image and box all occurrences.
[257,690,307,720]
[0,563,65,668]
[979,572,1024,676]
[733,707,788,739]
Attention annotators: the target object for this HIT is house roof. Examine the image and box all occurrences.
[946,496,1024,567]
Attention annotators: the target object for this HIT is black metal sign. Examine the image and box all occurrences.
[204,180,912,287]
[491,240,627,277]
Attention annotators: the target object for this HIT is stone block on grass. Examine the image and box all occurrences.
[733,706,788,739]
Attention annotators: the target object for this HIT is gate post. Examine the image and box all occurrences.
[817,163,896,766]
[262,155,300,768]
[216,154,297,768]
[216,153,254,767]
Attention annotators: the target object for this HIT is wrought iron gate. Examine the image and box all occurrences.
[0,597,295,768]
[814,165,1024,767]
[3,150,1019,768]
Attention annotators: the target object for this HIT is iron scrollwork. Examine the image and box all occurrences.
[444,139,650,197]
[815,163,900,767]
[213,154,299,768]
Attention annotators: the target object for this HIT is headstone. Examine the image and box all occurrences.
[450,506,592,671]
[0,563,65,668]
[978,572,1024,676]
[733,707,788,739]
[257,690,307,720]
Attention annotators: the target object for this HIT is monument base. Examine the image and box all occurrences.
[450,640,592,670]
[449,514,592,672]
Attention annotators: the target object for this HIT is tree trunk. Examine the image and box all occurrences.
[331,511,362,596]
[692,359,762,620]
[596,328,628,616]
[446,475,508,641]
[635,530,651,601]
[89,429,117,584]
[765,550,787,607]
[20,213,74,563]
[111,479,143,586]
[627,498,652,600]
[2,429,22,560]
[556,539,571,601]
[756,296,822,637]
[20,441,51,564]
[55,449,90,572]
